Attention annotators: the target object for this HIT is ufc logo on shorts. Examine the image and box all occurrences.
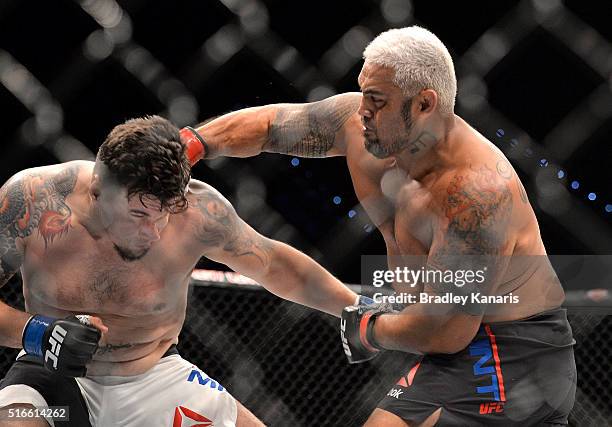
[340,319,351,357]
[479,402,504,414]
[44,325,67,369]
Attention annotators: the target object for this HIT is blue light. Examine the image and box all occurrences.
[333,196,342,205]
[496,129,504,137]
[557,170,565,179]
[348,210,356,218]
[539,158,548,167]
[588,193,596,201]
[605,204,612,213]
[291,158,300,167]
[571,181,580,190]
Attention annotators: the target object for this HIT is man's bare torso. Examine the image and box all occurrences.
[19,161,206,376]
[344,115,564,322]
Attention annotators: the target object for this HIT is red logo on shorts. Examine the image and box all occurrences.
[396,361,421,387]
[479,402,504,414]
[173,406,213,427]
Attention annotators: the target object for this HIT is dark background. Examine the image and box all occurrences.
[0,1,611,426]
[0,0,611,287]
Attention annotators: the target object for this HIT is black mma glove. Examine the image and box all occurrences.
[22,314,101,377]
[340,296,395,364]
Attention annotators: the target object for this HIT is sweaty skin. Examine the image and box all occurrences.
[0,161,356,377]
[195,66,565,353]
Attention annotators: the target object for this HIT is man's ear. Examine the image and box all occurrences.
[419,89,438,113]
[90,174,101,200]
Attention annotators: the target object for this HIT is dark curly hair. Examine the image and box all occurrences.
[97,115,191,213]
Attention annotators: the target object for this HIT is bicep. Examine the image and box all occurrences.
[264,92,362,157]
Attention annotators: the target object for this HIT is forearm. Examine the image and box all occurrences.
[0,301,32,348]
[194,106,275,159]
[193,93,360,159]
[371,310,432,354]
[372,305,481,354]
[260,242,357,317]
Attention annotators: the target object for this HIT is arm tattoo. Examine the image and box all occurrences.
[0,166,78,284]
[433,165,513,257]
[428,166,513,297]
[265,93,361,157]
[194,187,272,267]
[495,160,512,180]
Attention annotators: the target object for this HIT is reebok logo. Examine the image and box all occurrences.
[387,388,403,399]
[45,325,67,369]
[173,406,213,427]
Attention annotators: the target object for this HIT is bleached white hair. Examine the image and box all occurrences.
[363,26,457,114]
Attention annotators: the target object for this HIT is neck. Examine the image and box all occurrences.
[394,113,456,180]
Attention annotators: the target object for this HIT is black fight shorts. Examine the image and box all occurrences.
[378,307,576,426]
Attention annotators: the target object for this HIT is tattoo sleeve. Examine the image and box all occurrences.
[264,93,361,157]
[193,186,272,269]
[427,166,513,303]
[0,166,78,285]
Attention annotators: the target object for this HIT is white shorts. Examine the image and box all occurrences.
[0,351,238,427]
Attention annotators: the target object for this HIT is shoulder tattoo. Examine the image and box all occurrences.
[193,187,272,267]
[0,165,79,281]
[439,165,513,255]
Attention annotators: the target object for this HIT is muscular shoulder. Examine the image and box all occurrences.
[0,161,86,279]
[9,161,89,195]
[186,179,232,214]
[185,179,272,265]
[185,179,237,246]
[1,161,86,212]
[429,165,513,253]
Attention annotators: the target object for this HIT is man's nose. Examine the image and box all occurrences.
[141,222,161,242]
[358,98,373,120]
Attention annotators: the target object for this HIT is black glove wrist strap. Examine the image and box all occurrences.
[362,311,385,352]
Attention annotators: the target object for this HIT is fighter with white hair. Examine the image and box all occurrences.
[184,26,576,426]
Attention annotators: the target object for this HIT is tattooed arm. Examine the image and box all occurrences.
[193,92,362,159]
[0,165,80,348]
[0,174,44,348]
[372,167,515,354]
[190,181,357,316]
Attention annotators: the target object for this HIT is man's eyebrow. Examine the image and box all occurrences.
[363,89,385,97]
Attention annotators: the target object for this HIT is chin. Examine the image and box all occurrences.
[113,244,149,262]
[365,139,391,159]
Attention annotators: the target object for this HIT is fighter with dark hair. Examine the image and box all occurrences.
[0,115,357,426]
